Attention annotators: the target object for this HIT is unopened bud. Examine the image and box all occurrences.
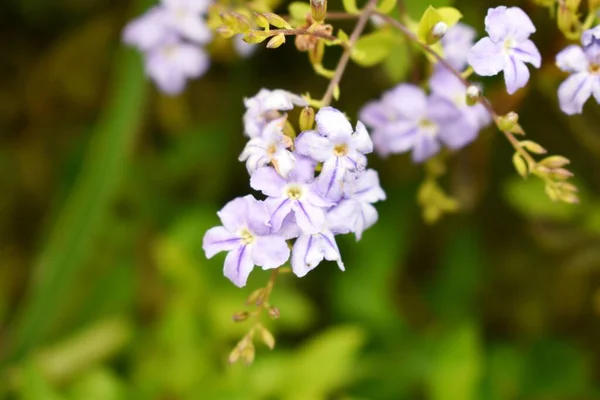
[497,111,519,132]
[465,84,481,106]
[539,155,570,168]
[266,34,286,49]
[216,26,235,38]
[232,311,249,322]
[311,0,327,22]
[512,153,528,178]
[243,32,268,44]
[257,325,275,349]
[263,12,291,29]
[427,22,447,44]
[519,140,547,155]
[253,12,270,29]
[549,168,574,180]
[299,107,315,131]
[267,306,281,319]
[557,4,580,35]
[566,0,581,11]
[232,12,252,32]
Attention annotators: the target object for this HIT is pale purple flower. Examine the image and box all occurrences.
[468,6,541,94]
[291,228,345,278]
[360,84,475,162]
[556,26,600,115]
[203,195,290,287]
[239,117,296,177]
[161,0,212,44]
[429,66,491,134]
[250,157,330,234]
[243,89,307,138]
[145,34,209,95]
[442,22,477,71]
[295,107,373,200]
[327,169,386,240]
[123,7,170,51]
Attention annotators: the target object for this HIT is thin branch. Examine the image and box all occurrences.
[321,0,379,106]
[373,11,537,166]
[257,28,340,43]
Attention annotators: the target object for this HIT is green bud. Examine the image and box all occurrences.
[519,140,547,154]
[465,84,481,106]
[220,12,237,27]
[243,32,268,44]
[566,0,581,11]
[257,325,275,350]
[267,306,281,319]
[548,168,574,180]
[240,341,255,365]
[232,311,249,322]
[263,13,292,29]
[253,12,270,30]
[299,107,315,131]
[557,4,580,36]
[533,0,556,7]
[246,288,264,305]
[217,26,236,38]
[539,155,570,168]
[311,0,327,22]
[426,21,448,44]
[545,183,559,201]
[232,12,252,32]
[512,153,528,178]
[497,111,519,132]
[266,34,286,49]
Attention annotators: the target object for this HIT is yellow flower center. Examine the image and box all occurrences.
[286,185,303,200]
[333,144,348,157]
[589,63,600,74]
[419,118,438,137]
[239,228,255,245]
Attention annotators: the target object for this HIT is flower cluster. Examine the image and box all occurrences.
[203,90,385,287]
[123,0,212,94]
[360,23,491,162]
[556,25,600,115]
[468,6,541,94]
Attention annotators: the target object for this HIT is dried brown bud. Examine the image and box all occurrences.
[267,306,281,319]
[232,311,249,322]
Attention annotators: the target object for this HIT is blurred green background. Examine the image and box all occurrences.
[2,0,600,398]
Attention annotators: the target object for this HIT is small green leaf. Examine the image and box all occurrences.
[417,6,462,43]
[377,0,397,14]
[351,29,399,67]
[342,0,360,14]
[288,2,311,22]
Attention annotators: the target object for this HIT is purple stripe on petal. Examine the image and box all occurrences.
[303,235,313,264]
[571,75,590,102]
[297,201,313,226]
[271,198,290,219]
[236,245,247,278]
[325,157,340,197]
[320,232,337,252]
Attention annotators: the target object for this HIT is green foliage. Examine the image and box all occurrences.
[417,6,463,44]
[342,0,360,14]
[351,29,400,67]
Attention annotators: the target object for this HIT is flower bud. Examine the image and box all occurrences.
[253,12,270,29]
[557,4,580,36]
[465,84,481,106]
[540,155,570,168]
[243,32,268,44]
[519,140,547,154]
[257,325,275,349]
[263,12,291,29]
[232,12,252,32]
[566,0,581,11]
[311,0,327,22]
[497,111,519,132]
[232,311,249,322]
[427,22,447,44]
[512,153,528,178]
[299,107,315,131]
[267,306,281,319]
[267,34,286,49]
[217,26,235,38]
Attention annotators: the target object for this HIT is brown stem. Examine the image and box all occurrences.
[373,11,536,166]
[258,28,340,43]
[321,0,379,106]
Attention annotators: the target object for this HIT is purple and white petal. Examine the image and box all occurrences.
[485,6,535,43]
[441,22,477,71]
[351,121,374,154]
[558,72,594,115]
[217,196,250,232]
[203,226,241,258]
[352,169,386,203]
[556,45,589,73]
[295,130,334,162]
[513,39,541,68]
[315,107,353,139]
[223,245,254,287]
[412,134,441,163]
[468,37,505,76]
[503,58,530,94]
[244,197,272,235]
[265,197,293,232]
[250,167,287,197]
[292,200,326,234]
[123,7,169,51]
[252,235,290,269]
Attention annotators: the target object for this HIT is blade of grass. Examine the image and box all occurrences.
[6,47,147,361]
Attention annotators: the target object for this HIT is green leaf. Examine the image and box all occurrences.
[383,37,410,82]
[428,323,482,400]
[377,0,397,14]
[8,45,147,360]
[342,0,360,14]
[404,0,454,19]
[417,6,462,43]
[351,29,400,67]
[288,2,311,22]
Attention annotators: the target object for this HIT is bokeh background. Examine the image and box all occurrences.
[2,0,600,398]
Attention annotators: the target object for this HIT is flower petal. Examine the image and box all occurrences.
[360,101,389,128]
[265,197,293,232]
[217,196,248,232]
[558,72,593,115]
[316,157,345,200]
[291,234,320,277]
[385,84,428,121]
[250,167,286,197]
[352,169,386,203]
[351,121,374,154]
[203,226,241,258]
[513,39,541,68]
[315,107,353,139]
[245,197,272,235]
[468,37,505,76]
[412,135,440,163]
[223,245,254,287]
[503,57,530,94]
[292,200,326,234]
[556,45,589,73]
[438,114,480,149]
[485,6,535,42]
[295,130,333,162]
[252,235,290,269]
[272,148,296,177]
